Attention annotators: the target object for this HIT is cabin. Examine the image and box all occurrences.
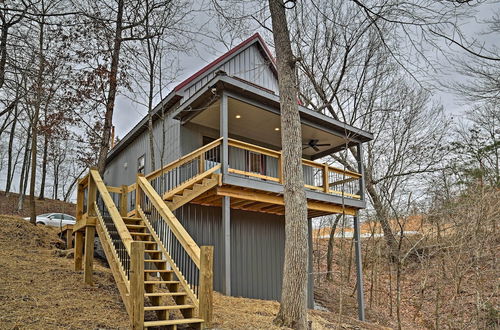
[73,33,372,328]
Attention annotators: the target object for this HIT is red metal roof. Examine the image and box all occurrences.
[173,33,276,92]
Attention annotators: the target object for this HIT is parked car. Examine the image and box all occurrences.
[23,213,76,227]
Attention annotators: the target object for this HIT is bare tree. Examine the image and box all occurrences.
[268,0,309,328]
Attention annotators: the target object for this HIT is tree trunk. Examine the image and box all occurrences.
[39,133,48,199]
[147,71,155,171]
[0,24,8,89]
[365,180,399,261]
[96,0,124,176]
[268,1,309,328]
[326,214,342,281]
[18,127,31,211]
[29,15,46,225]
[5,106,17,194]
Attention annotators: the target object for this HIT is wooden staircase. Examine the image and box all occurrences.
[123,216,204,329]
[74,168,215,330]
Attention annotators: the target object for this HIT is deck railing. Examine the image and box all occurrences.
[135,175,202,307]
[119,137,362,208]
[227,138,362,199]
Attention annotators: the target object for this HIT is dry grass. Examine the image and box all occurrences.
[211,292,388,329]
[0,191,75,217]
[0,215,387,329]
[0,215,129,329]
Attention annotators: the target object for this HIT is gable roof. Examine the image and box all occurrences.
[107,33,277,163]
[174,33,277,93]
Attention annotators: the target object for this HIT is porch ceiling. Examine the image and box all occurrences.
[189,97,348,157]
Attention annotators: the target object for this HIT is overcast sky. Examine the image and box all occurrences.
[111,2,499,141]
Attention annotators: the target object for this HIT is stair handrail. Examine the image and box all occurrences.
[89,168,134,254]
[136,175,201,267]
[146,137,223,182]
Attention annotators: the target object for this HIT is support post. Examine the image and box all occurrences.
[120,185,128,216]
[222,195,231,295]
[199,246,214,325]
[130,241,145,330]
[76,178,85,222]
[220,92,229,175]
[88,170,97,217]
[353,213,366,321]
[74,230,84,271]
[83,225,95,285]
[135,173,144,213]
[66,227,73,249]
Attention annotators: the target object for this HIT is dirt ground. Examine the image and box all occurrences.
[0,191,75,217]
[0,215,386,329]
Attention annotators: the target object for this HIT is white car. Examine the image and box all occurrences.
[24,213,76,227]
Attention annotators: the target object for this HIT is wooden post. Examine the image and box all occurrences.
[278,153,283,184]
[76,179,85,223]
[323,164,329,193]
[120,185,128,216]
[83,225,95,285]
[66,227,73,249]
[199,246,214,325]
[74,231,84,271]
[135,174,144,213]
[130,241,145,330]
[198,154,205,175]
[74,175,86,271]
[88,170,97,217]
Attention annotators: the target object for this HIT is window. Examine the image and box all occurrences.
[138,155,145,174]
[245,151,266,175]
[202,136,220,163]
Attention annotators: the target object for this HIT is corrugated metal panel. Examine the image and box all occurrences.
[175,204,224,291]
[183,44,278,101]
[175,203,314,305]
[230,209,285,301]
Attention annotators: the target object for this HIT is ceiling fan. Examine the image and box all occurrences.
[303,139,331,152]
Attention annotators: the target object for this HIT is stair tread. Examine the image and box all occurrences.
[144,304,195,311]
[145,250,161,253]
[144,318,204,327]
[144,269,173,273]
[144,280,179,284]
[144,292,187,297]
[126,224,146,229]
[144,259,166,263]
[130,232,151,236]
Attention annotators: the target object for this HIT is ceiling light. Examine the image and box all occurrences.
[274,127,280,131]
[235,115,241,119]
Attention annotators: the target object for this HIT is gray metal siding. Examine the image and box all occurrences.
[183,44,278,101]
[175,203,314,305]
[104,116,181,186]
[175,204,224,291]
[230,210,285,301]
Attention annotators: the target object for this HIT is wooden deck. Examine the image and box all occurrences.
[190,184,357,217]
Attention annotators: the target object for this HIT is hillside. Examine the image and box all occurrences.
[0,191,75,217]
[0,215,386,329]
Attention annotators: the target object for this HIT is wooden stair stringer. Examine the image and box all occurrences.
[137,207,200,309]
[166,175,220,211]
[162,166,221,201]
